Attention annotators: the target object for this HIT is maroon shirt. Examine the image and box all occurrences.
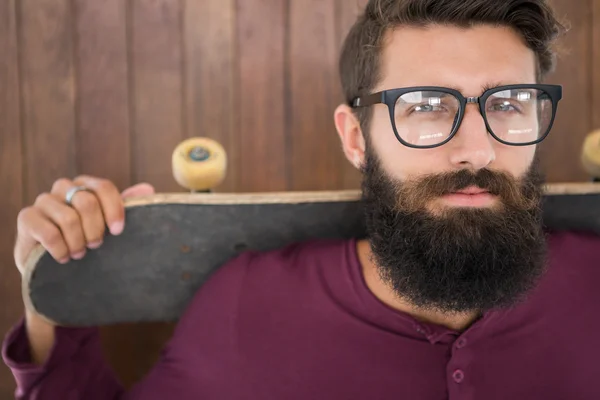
[3,230,600,399]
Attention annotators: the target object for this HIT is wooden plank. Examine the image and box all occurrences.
[101,321,176,389]
[131,0,184,192]
[288,0,346,190]
[336,0,368,190]
[0,0,22,395]
[539,0,593,182]
[184,0,236,192]
[99,0,185,388]
[73,0,131,191]
[19,0,76,203]
[593,0,600,130]
[236,0,287,191]
[336,0,369,47]
[72,0,141,388]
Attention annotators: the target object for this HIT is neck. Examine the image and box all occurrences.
[356,239,481,332]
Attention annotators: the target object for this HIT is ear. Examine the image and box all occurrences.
[334,104,366,170]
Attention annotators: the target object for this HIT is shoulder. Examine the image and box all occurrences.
[547,230,600,261]
[543,230,600,287]
[174,238,352,327]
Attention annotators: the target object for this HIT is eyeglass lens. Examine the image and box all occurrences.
[393,88,553,147]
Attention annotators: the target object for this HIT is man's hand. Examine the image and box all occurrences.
[13,176,154,365]
[14,176,155,274]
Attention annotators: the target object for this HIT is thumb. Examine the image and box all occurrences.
[121,183,155,199]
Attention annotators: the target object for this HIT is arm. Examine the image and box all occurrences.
[24,310,55,366]
[4,177,156,399]
[3,311,124,400]
[3,249,254,400]
[4,176,254,399]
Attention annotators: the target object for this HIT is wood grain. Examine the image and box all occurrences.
[73,0,131,191]
[336,0,369,39]
[539,0,593,182]
[131,0,184,192]
[593,0,600,130]
[101,0,186,388]
[0,0,598,394]
[100,321,176,389]
[0,0,22,396]
[336,0,368,190]
[72,0,141,388]
[184,0,236,192]
[288,0,346,191]
[236,0,287,191]
[19,0,76,203]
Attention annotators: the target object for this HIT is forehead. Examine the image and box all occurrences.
[377,24,538,95]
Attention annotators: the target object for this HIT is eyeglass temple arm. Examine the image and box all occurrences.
[352,92,384,108]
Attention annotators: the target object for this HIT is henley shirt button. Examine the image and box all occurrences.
[452,369,465,383]
[456,338,467,348]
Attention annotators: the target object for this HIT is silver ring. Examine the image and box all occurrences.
[65,186,91,206]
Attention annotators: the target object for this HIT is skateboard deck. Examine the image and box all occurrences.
[23,183,600,327]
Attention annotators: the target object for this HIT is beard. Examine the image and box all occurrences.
[360,144,549,315]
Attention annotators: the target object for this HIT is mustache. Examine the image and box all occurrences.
[393,167,544,212]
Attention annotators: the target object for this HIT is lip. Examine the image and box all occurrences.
[452,186,489,195]
[440,186,496,207]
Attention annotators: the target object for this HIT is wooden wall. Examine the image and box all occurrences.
[0,0,598,396]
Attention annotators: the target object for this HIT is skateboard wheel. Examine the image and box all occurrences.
[581,129,600,179]
[172,137,227,191]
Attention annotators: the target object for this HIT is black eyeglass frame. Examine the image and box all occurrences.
[351,84,563,149]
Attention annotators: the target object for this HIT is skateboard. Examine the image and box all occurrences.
[22,136,600,327]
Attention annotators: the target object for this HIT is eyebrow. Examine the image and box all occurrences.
[481,82,508,92]
[443,82,514,95]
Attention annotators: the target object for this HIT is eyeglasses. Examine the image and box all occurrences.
[351,84,563,149]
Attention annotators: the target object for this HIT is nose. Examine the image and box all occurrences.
[448,105,496,170]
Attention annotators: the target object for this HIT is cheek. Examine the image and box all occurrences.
[368,108,403,164]
[493,144,536,177]
[368,107,396,146]
[369,119,444,179]
[369,108,452,179]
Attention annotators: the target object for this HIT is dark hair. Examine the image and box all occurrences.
[339,0,568,131]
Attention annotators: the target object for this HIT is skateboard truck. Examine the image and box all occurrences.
[188,146,211,162]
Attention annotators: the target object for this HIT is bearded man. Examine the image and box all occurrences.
[4,1,600,399]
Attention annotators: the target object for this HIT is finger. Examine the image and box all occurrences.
[121,183,155,199]
[51,179,106,249]
[71,176,125,236]
[33,194,88,260]
[16,207,70,270]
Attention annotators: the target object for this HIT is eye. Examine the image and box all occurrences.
[489,100,520,113]
[413,104,443,113]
